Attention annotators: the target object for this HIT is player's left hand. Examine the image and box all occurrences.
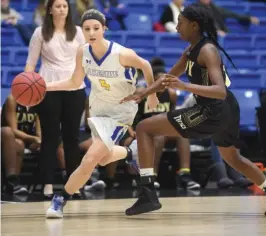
[147,94,159,109]
[161,74,186,90]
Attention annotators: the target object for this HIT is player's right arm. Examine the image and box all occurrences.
[120,47,188,104]
[5,95,40,143]
[24,27,42,72]
[47,47,85,91]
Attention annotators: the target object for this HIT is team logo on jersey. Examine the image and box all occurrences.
[86,59,91,64]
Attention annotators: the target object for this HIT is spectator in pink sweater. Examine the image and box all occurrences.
[24,0,86,198]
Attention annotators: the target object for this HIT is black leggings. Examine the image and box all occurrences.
[35,89,86,184]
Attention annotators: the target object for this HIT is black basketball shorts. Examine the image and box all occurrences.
[167,91,242,148]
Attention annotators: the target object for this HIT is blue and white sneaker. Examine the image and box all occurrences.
[46,195,66,219]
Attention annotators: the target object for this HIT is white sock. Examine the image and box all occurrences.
[44,184,53,195]
[140,168,154,176]
[129,139,139,163]
[258,179,266,190]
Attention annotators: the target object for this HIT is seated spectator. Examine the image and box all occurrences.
[2,95,41,153]
[34,0,46,27]
[99,0,128,30]
[1,94,41,195]
[157,0,184,33]
[199,0,260,37]
[2,95,67,197]
[1,127,28,195]
[1,0,23,27]
[74,0,96,25]
[1,0,36,45]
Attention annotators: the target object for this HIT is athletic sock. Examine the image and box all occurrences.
[61,188,72,200]
[178,168,190,174]
[140,168,155,189]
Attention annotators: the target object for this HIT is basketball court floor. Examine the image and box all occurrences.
[2,194,266,236]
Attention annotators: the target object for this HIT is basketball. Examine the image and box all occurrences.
[11,72,46,107]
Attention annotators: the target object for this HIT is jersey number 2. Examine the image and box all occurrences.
[99,79,110,91]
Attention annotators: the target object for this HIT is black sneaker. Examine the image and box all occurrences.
[177,172,200,190]
[125,186,162,216]
[6,182,28,195]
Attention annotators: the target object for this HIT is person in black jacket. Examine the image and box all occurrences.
[199,0,260,37]
[160,0,185,33]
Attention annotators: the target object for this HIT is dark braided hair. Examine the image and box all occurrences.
[181,3,237,70]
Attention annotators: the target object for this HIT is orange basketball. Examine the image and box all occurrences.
[11,72,46,107]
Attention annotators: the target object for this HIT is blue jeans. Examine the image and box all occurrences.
[211,141,223,163]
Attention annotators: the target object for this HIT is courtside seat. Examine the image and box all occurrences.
[105,31,126,45]
[157,49,183,68]
[230,88,260,132]
[125,32,156,49]
[158,33,189,50]
[1,28,24,46]
[125,14,152,32]
[254,35,266,49]
[223,34,254,50]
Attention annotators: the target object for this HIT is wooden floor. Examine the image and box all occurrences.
[2,196,266,236]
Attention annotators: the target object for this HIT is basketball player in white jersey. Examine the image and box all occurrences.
[45,9,159,218]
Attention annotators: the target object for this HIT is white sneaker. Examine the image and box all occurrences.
[46,195,65,219]
[154,181,160,189]
[84,180,106,191]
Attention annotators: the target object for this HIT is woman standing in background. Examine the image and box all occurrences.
[24,0,86,198]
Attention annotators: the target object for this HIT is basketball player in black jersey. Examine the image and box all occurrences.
[1,95,41,194]
[129,66,200,190]
[121,3,266,216]
[2,95,41,152]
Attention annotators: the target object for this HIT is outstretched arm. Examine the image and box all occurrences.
[46,47,85,91]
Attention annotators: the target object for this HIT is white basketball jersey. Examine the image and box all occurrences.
[82,41,138,125]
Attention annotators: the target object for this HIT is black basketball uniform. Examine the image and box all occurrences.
[167,37,242,148]
[1,102,37,136]
[119,89,176,145]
